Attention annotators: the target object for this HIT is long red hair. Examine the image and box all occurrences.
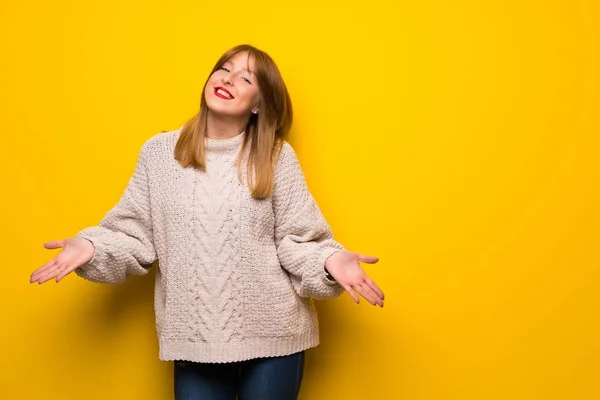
[174,44,293,199]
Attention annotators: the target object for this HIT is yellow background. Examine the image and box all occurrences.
[1,0,598,399]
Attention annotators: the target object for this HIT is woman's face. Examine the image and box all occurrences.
[204,51,260,119]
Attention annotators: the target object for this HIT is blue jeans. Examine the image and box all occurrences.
[174,351,305,400]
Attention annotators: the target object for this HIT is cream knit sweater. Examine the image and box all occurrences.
[75,127,345,363]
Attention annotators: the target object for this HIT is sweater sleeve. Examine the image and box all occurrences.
[272,142,345,300]
[74,140,157,284]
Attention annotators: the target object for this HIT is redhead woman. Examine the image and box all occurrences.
[30,44,384,400]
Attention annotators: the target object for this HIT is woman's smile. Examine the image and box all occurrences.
[214,86,234,100]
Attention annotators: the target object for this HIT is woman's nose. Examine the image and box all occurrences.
[222,73,233,86]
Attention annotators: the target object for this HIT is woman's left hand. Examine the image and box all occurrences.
[325,250,385,307]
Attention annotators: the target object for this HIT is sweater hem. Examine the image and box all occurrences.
[158,327,319,363]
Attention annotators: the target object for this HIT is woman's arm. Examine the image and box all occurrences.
[272,142,346,300]
[74,139,157,283]
[273,142,385,306]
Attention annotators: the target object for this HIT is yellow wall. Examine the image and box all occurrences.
[2,1,598,399]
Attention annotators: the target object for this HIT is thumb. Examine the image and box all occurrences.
[44,240,66,249]
[357,254,379,264]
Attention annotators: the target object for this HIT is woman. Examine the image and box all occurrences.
[30,44,385,400]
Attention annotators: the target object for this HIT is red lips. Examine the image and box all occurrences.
[214,86,234,100]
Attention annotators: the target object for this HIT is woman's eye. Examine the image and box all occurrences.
[220,67,230,72]
[242,77,252,84]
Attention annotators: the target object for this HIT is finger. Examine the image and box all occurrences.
[357,254,379,264]
[356,282,379,306]
[365,276,385,301]
[343,285,360,304]
[363,282,383,307]
[37,263,65,284]
[37,269,59,284]
[30,259,58,282]
[37,259,72,284]
[44,240,66,250]
[56,264,76,282]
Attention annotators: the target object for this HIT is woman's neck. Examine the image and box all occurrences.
[206,111,247,139]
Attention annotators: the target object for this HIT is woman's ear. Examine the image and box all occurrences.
[251,97,261,114]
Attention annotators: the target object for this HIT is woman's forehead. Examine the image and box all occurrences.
[224,52,255,72]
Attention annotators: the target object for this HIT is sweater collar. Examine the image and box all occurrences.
[205,130,246,153]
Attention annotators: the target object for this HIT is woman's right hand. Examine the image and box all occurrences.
[30,237,95,284]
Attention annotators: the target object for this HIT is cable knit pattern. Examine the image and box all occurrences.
[75,127,345,363]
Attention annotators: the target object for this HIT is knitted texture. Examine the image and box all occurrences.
[75,127,345,363]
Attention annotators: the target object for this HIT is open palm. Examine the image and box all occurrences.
[325,250,385,307]
[30,237,95,284]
